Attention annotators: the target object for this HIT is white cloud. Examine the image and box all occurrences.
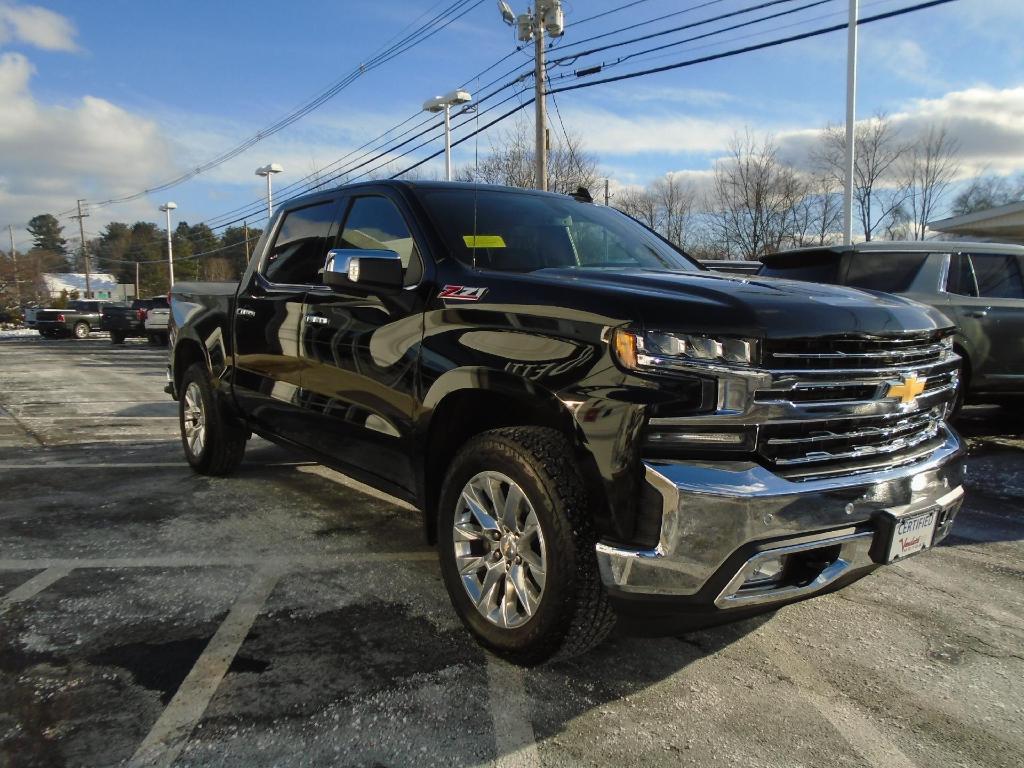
[0,2,78,52]
[0,52,177,238]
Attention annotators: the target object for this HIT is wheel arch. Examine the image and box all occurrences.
[416,368,605,544]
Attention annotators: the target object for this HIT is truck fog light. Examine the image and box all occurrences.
[743,555,787,587]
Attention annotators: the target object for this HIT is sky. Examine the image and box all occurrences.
[1,0,1023,251]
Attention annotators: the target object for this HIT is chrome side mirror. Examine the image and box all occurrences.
[323,248,403,294]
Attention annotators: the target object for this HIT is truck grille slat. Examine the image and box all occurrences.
[766,333,946,371]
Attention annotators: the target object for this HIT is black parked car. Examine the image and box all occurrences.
[102,296,170,344]
[35,300,111,339]
[760,241,1024,409]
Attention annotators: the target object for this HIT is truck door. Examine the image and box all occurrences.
[950,251,1024,392]
[299,191,428,495]
[233,198,339,442]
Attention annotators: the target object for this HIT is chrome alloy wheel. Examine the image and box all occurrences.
[453,471,547,629]
[182,381,207,458]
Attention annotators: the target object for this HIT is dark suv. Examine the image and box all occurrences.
[760,241,1024,408]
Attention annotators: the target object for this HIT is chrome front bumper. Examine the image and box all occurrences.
[596,429,965,606]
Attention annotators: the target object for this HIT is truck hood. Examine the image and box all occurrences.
[532,268,952,339]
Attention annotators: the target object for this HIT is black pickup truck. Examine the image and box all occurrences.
[102,296,170,344]
[35,300,109,338]
[166,181,965,664]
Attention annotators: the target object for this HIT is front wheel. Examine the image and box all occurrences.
[179,364,247,475]
[437,427,615,665]
[73,322,90,339]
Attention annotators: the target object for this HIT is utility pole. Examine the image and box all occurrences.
[533,12,547,192]
[842,0,859,245]
[502,1,564,192]
[243,221,251,263]
[604,179,610,206]
[72,199,92,298]
[135,261,140,299]
[8,224,21,306]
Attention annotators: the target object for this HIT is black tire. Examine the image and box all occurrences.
[178,363,247,475]
[73,321,90,339]
[147,333,160,346]
[110,331,125,345]
[437,427,615,665]
[37,329,47,337]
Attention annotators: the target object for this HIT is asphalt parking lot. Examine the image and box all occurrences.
[1,334,1022,768]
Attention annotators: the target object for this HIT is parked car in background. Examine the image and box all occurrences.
[103,296,170,344]
[144,304,170,346]
[700,259,763,275]
[34,300,111,339]
[760,241,1024,409]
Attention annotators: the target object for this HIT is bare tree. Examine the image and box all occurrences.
[818,113,909,240]
[901,125,961,239]
[457,118,600,195]
[706,132,807,259]
[784,172,844,247]
[614,186,659,230]
[951,171,1024,216]
[651,173,696,247]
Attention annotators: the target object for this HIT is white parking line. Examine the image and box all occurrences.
[486,657,542,768]
[0,461,317,470]
[761,636,919,768]
[128,564,283,768]
[0,553,437,570]
[0,565,72,609]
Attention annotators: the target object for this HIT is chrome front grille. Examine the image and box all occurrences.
[756,332,956,474]
[765,333,947,371]
[760,408,943,467]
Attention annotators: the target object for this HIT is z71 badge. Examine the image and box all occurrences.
[438,285,488,301]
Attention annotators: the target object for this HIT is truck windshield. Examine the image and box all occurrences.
[418,188,699,273]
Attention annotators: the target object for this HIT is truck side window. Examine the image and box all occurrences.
[947,253,977,296]
[968,253,1024,299]
[338,196,423,286]
[263,201,336,286]
[843,252,927,292]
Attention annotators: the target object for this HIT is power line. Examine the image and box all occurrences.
[57,0,486,215]
[548,0,959,95]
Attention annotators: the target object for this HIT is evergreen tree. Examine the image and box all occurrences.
[27,214,68,255]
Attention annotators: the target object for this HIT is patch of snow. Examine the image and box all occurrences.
[0,327,39,339]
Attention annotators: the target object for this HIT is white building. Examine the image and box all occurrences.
[41,273,133,300]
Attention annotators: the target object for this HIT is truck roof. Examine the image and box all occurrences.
[761,240,1024,262]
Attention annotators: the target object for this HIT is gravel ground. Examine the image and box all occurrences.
[0,335,1022,768]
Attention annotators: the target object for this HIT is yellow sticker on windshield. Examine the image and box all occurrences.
[463,235,506,248]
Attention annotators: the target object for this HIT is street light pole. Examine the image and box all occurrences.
[255,164,284,219]
[423,91,472,181]
[8,224,20,307]
[842,0,859,245]
[159,202,177,287]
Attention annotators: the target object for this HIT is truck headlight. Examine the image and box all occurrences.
[613,328,758,371]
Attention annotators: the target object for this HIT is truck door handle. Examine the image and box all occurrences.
[236,308,256,319]
[305,314,329,326]
[965,310,988,318]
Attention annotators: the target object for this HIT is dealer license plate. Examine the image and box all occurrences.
[886,508,938,562]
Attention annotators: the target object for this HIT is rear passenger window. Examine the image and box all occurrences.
[843,253,927,292]
[947,253,977,296]
[968,253,1024,299]
[338,196,422,285]
[263,201,337,285]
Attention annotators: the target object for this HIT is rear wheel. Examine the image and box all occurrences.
[73,322,90,339]
[110,331,125,345]
[179,363,247,475]
[437,427,615,665]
